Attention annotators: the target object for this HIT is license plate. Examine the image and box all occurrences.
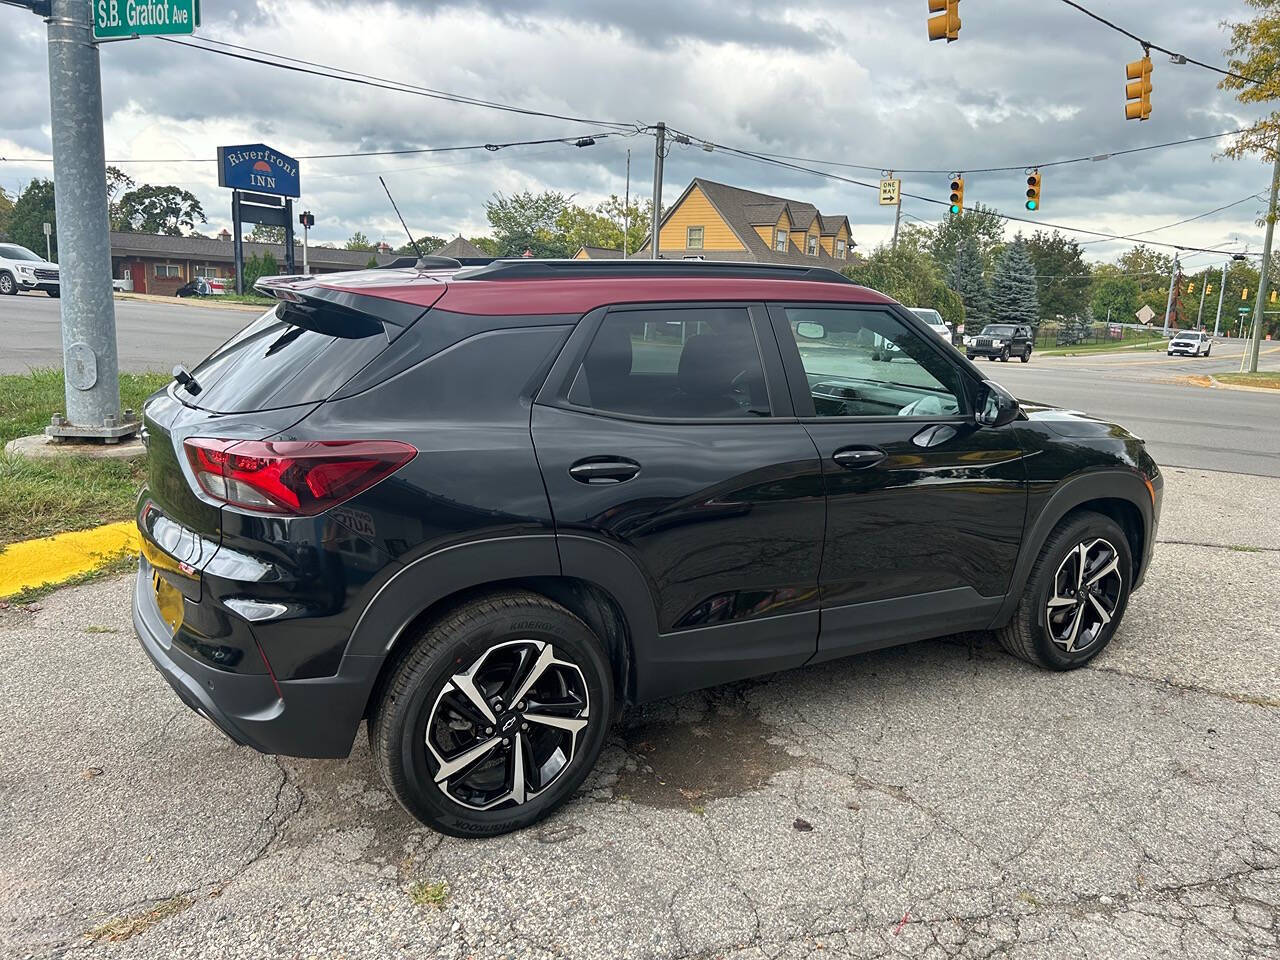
[152,571,184,636]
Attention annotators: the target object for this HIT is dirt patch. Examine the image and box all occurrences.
[614,695,799,809]
[1178,375,1213,388]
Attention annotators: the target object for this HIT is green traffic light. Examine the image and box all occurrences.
[950,204,960,214]
[1026,200,1038,211]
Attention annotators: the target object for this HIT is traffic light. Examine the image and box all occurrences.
[927,0,961,42]
[1125,56,1153,121]
[1025,170,1042,211]
[1242,287,1249,301]
[298,210,315,228]
[1272,290,1278,304]
[949,176,965,215]
[1186,281,1195,294]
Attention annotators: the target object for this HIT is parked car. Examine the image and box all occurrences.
[1167,330,1212,357]
[967,323,1033,362]
[908,307,954,342]
[133,259,1162,837]
[0,243,59,297]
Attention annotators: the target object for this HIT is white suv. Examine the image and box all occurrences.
[908,307,954,342]
[0,243,60,297]
[1168,330,1211,357]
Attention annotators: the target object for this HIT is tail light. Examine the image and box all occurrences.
[184,438,416,515]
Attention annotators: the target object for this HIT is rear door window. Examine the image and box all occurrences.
[565,306,772,419]
[178,307,390,412]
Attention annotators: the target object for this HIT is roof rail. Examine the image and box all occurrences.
[452,258,855,285]
[377,255,464,270]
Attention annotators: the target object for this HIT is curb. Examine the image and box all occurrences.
[1207,375,1280,394]
[0,522,137,599]
[113,292,265,313]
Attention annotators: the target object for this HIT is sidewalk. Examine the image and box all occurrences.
[113,292,265,313]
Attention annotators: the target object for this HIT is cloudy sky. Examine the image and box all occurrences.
[2,0,1271,268]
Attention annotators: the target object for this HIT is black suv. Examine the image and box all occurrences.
[967,323,1034,362]
[133,260,1161,836]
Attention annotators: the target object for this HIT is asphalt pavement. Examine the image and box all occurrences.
[2,467,1278,959]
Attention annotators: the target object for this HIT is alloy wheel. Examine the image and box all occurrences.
[1045,538,1124,653]
[424,639,590,811]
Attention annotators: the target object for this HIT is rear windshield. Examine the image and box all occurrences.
[178,307,388,412]
[910,308,944,326]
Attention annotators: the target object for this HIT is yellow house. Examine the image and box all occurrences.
[634,178,855,265]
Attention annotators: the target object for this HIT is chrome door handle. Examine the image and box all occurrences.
[831,447,886,470]
[569,458,641,484]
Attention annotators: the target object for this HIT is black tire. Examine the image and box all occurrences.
[997,510,1132,670]
[370,590,613,837]
[1205,346,1211,356]
[966,353,976,360]
[0,272,14,296]
[1020,347,1031,363]
[999,347,1010,362]
[46,288,60,298]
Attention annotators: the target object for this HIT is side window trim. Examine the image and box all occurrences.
[765,301,975,421]
[535,300,796,423]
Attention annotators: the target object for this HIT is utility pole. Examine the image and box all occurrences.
[623,149,630,259]
[42,0,135,443]
[1243,134,1280,373]
[1195,270,1208,329]
[1213,260,1227,338]
[891,197,902,250]
[651,123,665,260]
[1162,255,1179,338]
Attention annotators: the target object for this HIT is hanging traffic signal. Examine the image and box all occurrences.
[948,176,965,214]
[1187,281,1195,294]
[1025,170,1042,211]
[927,0,961,42]
[1125,56,1153,121]
[1242,287,1249,301]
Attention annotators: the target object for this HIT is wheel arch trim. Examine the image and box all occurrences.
[990,469,1153,628]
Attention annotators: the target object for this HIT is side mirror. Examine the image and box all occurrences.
[976,379,1020,428]
[794,321,826,340]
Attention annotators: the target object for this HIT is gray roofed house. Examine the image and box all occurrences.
[573,245,624,259]
[435,235,489,260]
[632,178,858,267]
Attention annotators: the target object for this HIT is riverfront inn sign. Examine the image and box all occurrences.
[216,144,301,198]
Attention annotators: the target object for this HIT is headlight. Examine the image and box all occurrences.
[17,265,33,275]
[991,339,1004,347]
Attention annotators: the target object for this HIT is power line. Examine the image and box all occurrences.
[672,126,1256,255]
[0,130,631,165]
[751,128,1250,177]
[158,36,640,131]
[1055,0,1261,85]
[1078,193,1265,246]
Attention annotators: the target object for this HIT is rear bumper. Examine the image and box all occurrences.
[132,564,380,758]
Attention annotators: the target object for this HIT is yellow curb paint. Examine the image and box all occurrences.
[0,521,138,598]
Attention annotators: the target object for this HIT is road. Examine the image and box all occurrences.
[3,291,1277,474]
[3,466,1277,959]
[985,338,1280,477]
[0,292,257,376]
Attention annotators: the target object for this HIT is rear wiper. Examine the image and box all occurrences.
[172,364,202,396]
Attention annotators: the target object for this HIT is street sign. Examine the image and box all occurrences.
[879,178,901,206]
[217,143,301,198]
[92,0,198,39]
[1135,304,1156,325]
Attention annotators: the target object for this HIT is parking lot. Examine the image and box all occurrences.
[3,464,1277,960]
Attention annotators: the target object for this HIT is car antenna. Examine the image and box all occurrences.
[379,175,424,263]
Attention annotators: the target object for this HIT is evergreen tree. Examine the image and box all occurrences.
[948,237,989,327]
[988,235,1039,325]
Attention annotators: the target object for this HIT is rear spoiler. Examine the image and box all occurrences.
[254,276,439,341]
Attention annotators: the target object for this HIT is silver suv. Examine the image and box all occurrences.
[0,243,60,297]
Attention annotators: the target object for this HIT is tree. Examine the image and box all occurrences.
[366,255,379,268]
[345,231,375,252]
[0,187,14,241]
[105,166,135,231]
[1089,263,1141,322]
[988,235,1040,325]
[555,204,621,253]
[117,184,206,235]
[1117,244,1175,312]
[250,223,286,244]
[469,236,500,256]
[1026,230,1091,320]
[1219,0,1280,162]
[9,179,57,257]
[596,195,651,255]
[242,251,278,290]
[485,190,573,258]
[844,243,965,329]
[395,235,446,256]
[948,237,989,328]
[928,203,1006,275]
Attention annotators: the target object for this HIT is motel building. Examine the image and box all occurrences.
[108,230,400,295]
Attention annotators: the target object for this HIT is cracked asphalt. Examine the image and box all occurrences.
[2,466,1277,959]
